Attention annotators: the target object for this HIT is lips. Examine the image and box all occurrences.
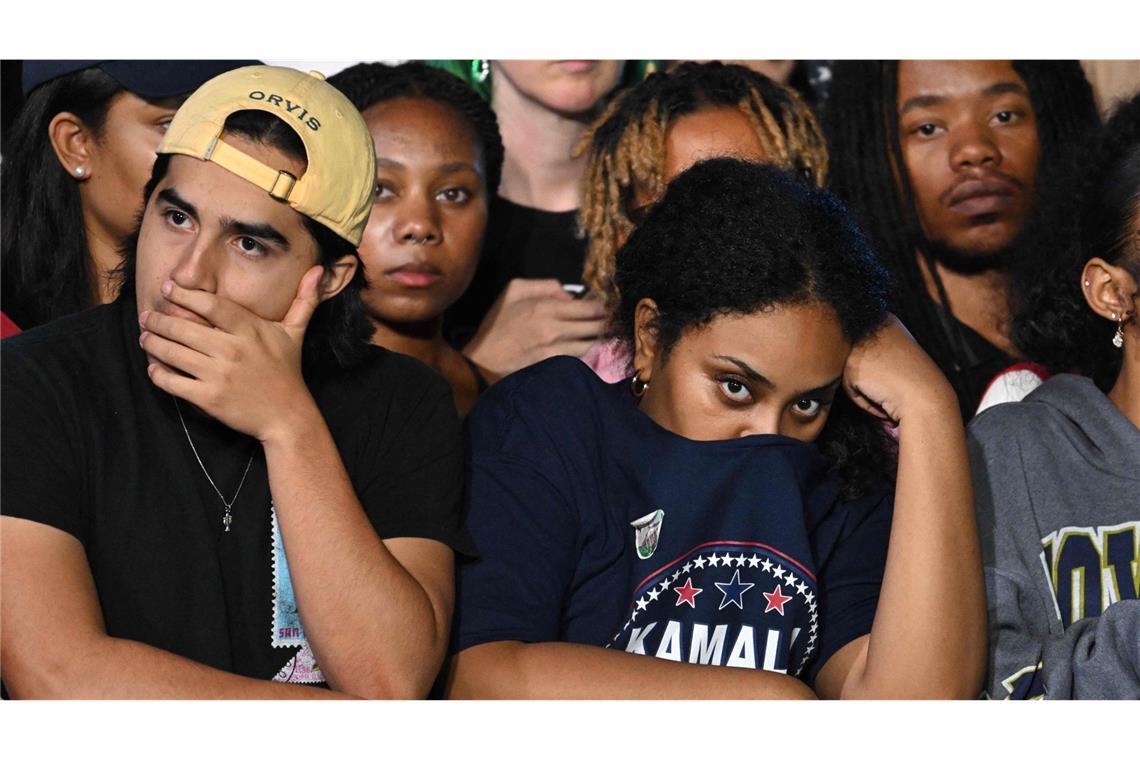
[556,61,596,74]
[946,178,1017,217]
[386,262,443,288]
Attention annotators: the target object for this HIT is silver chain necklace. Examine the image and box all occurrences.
[174,399,255,532]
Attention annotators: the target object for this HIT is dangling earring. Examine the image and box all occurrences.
[471,59,491,84]
[630,371,649,398]
[1112,312,1125,348]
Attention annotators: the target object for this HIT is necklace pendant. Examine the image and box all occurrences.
[223,513,233,532]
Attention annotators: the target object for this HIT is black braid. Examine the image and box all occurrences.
[328,62,504,196]
[822,61,1099,412]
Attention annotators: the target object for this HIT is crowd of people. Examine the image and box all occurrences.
[0,58,1136,700]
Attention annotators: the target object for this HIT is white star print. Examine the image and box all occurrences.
[809,602,817,613]
[761,558,773,573]
[707,554,721,567]
[796,581,808,596]
[735,554,746,567]
[805,591,814,603]
[648,588,661,602]
[660,578,672,591]
[773,566,786,580]
[636,598,648,611]
[747,555,760,568]
[693,556,707,569]
[682,561,693,573]
[672,570,682,581]
[631,611,639,621]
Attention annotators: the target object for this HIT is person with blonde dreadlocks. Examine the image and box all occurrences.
[573,61,831,381]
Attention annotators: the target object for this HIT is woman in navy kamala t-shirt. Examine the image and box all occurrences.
[447,160,986,699]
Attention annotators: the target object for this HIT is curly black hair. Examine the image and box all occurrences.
[612,158,896,498]
[329,61,504,199]
[1012,92,1140,390]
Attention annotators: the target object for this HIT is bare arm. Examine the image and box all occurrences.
[446,641,816,700]
[814,318,986,699]
[0,517,350,699]
[260,406,455,699]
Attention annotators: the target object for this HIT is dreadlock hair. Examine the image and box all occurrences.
[613,158,896,499]
[329,62,504,200]
[1012,92,1140,391]
[117,109,375,373]
[576,61,830,317]
[1,67,123,330]
[822,61,1099,415]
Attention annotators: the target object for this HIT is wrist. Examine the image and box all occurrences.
[257,391,323,449]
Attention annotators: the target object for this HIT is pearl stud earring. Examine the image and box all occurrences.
[74,166,85,177]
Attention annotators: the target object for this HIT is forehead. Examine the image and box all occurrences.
[158,140,311,234]
[363,98,480,159]
[663,107,767,182]
[677,304,849,384]
[897,60,1028,104]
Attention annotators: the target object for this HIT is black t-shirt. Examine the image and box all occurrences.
[927,302,1016,419]
[454,357,893,685]
[1,296,475,688]
[444,194,586,347]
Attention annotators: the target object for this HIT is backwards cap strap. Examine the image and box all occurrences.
[205,137,298,201]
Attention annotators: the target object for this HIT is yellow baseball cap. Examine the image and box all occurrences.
[158,65,375,246]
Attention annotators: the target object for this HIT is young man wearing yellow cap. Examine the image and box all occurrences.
[1,66,474,699]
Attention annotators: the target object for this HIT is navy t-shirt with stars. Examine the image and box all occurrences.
[453,357,893,685]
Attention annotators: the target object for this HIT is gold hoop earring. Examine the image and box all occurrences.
[630,372,649,398]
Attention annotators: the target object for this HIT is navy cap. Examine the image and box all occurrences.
[21,60,261,98]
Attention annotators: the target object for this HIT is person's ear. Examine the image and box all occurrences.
[1082,257,1139,322]
[632,297,661,381]
[317,255,359,303]
[48,111,95,180]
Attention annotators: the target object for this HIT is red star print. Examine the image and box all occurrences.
[763,584,793,616]
[673,577,703,608]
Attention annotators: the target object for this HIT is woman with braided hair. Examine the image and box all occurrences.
[574,61,830,381]
[329,62,504,415]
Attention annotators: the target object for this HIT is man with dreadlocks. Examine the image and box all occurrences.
[574,61,830,381]
[823,61,1100,419]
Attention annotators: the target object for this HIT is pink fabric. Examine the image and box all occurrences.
[579,338,630,383]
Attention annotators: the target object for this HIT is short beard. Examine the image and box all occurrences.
[923,239,1013,275]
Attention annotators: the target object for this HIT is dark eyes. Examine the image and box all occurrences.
[917,123,939,136]
[718,378,751,403]
[237,237,265,255]
[792,398,823,417]
[438,187,470,203]
[164,209,190,228]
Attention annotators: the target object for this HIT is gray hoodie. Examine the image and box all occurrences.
[968,373,1140,699]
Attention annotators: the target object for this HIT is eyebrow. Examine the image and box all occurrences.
[157,187,197,218]
[900,80,1030,115]
[220,217,290,250]
[714,355,843,396]
[713,355,774,389]
[376,157,479,174]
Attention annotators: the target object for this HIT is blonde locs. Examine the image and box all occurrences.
[575,62,830,324]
